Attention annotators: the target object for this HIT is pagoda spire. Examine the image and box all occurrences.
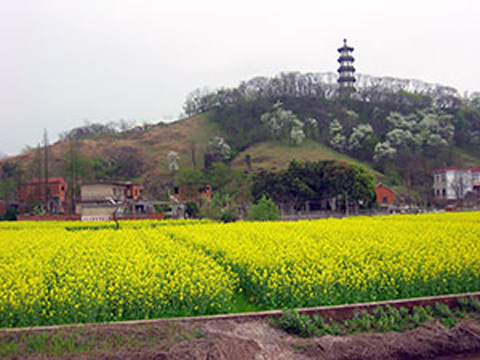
[337,38,356,92]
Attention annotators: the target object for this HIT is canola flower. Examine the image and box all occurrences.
[167,212,480,307]
[0,226,236,327]
[0,212,479,328]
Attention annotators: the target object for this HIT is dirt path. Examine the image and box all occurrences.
[3,317,480,359]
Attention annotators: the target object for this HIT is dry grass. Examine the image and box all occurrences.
[232,140,383,177]
[9,114,221,182]
[8,116,480,187]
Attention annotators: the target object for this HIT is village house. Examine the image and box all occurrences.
[432,167,480,203]
[170,184,212,205]
[17,177,68,213]
[374,183,395,206]
[76,181,153,220]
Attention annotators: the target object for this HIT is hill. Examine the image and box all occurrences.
[1,71,480,205]
[231,140,382,176]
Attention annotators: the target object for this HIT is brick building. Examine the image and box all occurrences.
[374,183,395,205]
[0,200,6,217]
[18,178,67,213]
[171,184,212,204]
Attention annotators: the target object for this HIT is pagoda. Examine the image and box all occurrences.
[337,38,356,92]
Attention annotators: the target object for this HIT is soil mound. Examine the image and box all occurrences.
[147,318,480,360]
[300,320,480,360]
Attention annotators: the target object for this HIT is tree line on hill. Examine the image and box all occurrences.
[183,71,480,203]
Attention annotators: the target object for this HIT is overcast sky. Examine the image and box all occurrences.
[1,0,479,156]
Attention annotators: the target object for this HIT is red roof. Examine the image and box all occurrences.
[431,167,480,173]
[27,177,65,184]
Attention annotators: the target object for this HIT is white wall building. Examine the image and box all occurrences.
[432,167,480,201]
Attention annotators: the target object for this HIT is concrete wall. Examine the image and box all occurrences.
[81,184,126,202]
[80,205,117,217]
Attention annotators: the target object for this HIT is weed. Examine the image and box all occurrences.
[274,310,319,338]
[271,300,480,338]
[50,334,76,356]
[26,332,49,353]
[191,328,205,339]
[434,303,452,318]
[440,317,456,328]
[293,343,306,353]
[0,340,18,357]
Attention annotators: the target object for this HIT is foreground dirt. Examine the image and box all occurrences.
[2,318,480,360]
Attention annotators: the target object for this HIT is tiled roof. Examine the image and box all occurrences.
[431,167,480,173]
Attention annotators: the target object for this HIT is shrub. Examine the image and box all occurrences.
[247,196,280,221]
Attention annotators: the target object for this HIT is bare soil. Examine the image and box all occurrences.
[2,317,480,360]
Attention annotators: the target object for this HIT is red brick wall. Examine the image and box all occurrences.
[18,179,67,204]
[17,214,81,221]
[121,213,164,220]
[0,201,6,216]
[374,185,395,205]
[17,213,164,221]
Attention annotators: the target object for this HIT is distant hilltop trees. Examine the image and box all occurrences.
[183,72,478,117]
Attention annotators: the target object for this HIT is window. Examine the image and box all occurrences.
[382,196,388,203]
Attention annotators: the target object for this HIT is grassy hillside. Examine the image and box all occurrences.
[232,140,383,178]
[3,110,480,201]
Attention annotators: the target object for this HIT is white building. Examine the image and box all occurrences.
[432,167,480,201]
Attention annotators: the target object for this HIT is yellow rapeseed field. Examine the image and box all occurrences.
[0,213,479,327]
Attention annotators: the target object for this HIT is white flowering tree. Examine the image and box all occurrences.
[260,102,305,145]
[206,136,232,166]
[348,124,374,151]
[290,125,306,145]
[167,151,180,171]
[329,119,346,151]
[373,141,397,162]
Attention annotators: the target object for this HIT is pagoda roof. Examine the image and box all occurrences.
[338,65,356,73]
[337,39,354,52]
[338,45,354,52]
[338,76,356,83]
[338,55,355,63]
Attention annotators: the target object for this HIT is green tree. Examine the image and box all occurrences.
[205,162,232,190]
[175,168,205,188]
[63,140,93,213]
[247,195,280,221]
[251,160,375,213]
[0,161,22,201]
